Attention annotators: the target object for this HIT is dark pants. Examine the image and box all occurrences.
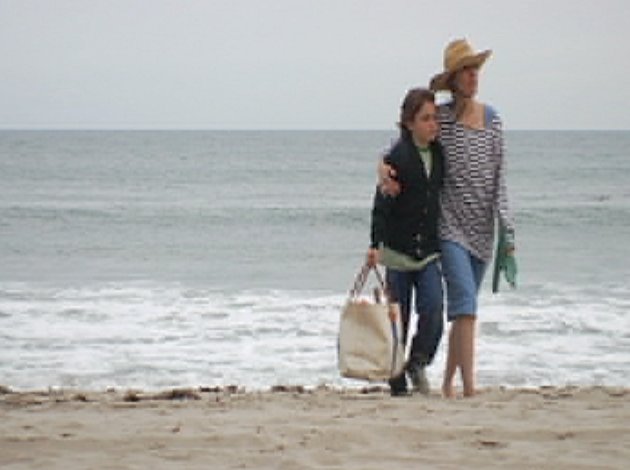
[386,260,444,392]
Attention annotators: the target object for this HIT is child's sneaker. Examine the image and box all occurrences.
[407,362,430,395]
[388,373,409,397]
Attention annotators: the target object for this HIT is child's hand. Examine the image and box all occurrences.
[366,248,379,267]
[388,303,400,321]
[378,160,400,196]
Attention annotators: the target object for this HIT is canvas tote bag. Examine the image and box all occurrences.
[338,264,405,381]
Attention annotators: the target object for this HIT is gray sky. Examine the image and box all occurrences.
[1,0,628,130]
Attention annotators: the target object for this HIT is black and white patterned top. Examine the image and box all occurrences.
[437,103,514,262]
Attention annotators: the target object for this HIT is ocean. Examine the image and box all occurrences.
[1,130,629,391]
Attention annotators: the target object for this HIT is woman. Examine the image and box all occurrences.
[381,39,515,397]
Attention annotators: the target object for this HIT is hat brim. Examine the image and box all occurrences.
[429,50,492,91]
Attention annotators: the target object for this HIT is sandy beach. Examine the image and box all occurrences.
[1,385,628,469]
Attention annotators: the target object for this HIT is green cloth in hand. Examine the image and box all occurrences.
[492,225,517,293]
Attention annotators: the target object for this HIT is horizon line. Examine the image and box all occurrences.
[1,127,629,132]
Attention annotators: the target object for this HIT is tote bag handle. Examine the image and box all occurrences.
[348,264,387,300]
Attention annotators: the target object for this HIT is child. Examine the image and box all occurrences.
[367,88,444,396]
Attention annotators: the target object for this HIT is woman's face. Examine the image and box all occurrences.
[454,65,479,98]
[406,101,438,146]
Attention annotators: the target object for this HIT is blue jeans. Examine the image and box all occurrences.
[386,260,444,368]
[440,240,487,321]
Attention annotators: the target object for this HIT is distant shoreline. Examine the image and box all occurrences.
[1,128,629,132]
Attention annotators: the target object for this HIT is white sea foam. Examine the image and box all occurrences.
[1,281,628,391]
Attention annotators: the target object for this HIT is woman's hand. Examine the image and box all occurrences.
[378,160,401,196]
[366,248,379,267]
[504,230,516,256]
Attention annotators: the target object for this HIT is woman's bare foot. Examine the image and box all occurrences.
[441,381,455,399]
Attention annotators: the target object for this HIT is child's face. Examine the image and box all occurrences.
[406,101,438,146]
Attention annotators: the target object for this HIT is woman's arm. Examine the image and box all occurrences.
[377,158,401,197]
[494,118,515,252]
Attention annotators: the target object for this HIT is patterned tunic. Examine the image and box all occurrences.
[437,103,514,262]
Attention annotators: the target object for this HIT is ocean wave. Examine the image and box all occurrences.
[0,281,628,390]
[516,205,630,226]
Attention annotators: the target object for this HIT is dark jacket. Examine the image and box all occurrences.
[370,136,444,261]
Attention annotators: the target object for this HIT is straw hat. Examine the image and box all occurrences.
[429,39,492,91]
